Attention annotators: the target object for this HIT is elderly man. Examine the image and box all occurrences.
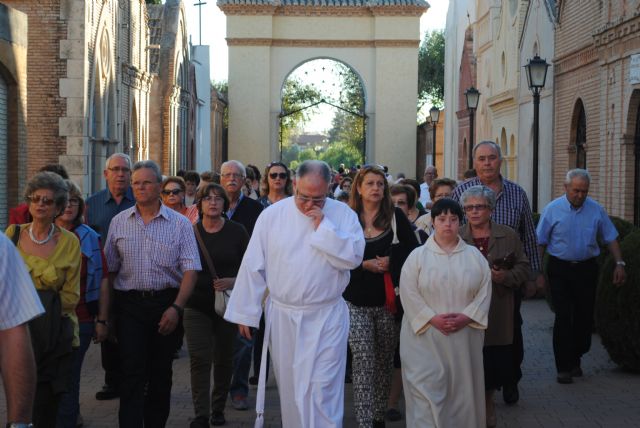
[0,233,45,428]
[220,160,264,410]
[104,160,201,427]
[85,152,136,401]
[452,141,541,405]
[225,160,365,427]
[537,169,625,384]
[419,165,437,209]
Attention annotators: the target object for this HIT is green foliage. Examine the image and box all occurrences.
[281,79,323,146]
[595,229,640,372]
[326,63,365,152]
[320,141,364,169]
[146,0,162,4]
[418,30,445,110]
[212,80,228,97]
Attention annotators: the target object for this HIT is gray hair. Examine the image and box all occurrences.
[460,185,496,210]
[472,141,503,160]
[132,160,163,183]
[565,168,591,185]
[296,160,331,183]
[105,153,132,170]
[24,171,69,211]
[221,160,246,178]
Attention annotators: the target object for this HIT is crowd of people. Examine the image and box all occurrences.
[0,140,628,428]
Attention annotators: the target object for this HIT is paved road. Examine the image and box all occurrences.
[2,299,640,427]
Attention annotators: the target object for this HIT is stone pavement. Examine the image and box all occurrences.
[2,299,640,427]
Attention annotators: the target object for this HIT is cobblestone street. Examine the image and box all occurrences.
[2,299,640,427]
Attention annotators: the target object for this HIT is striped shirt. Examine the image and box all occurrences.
[104,203,201,291]
[0,233,45,330]
[452,176,542,272]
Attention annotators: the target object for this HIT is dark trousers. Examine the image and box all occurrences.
[511,293,524,384]
[101,334,122,388]
[548,256,598,373]
[115,289,182,428]
[252,313,270,381]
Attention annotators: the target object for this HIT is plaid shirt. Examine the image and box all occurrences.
[104,204,201,291]
[452,176,542,272]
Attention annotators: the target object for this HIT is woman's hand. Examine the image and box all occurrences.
[362,257,389,274]
[213,277,235,291]
[491,267,507,284]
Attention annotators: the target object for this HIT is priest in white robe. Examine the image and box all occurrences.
[224,160,365,428]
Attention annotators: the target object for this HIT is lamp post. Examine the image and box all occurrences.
[464,86,480,170]
[524,55,550,213]
[429,106,440,168]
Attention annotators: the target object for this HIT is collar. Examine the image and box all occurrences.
[425,234,467,255]
[106,186,134,204]
[562,194,585,212]
[128,201,170,220]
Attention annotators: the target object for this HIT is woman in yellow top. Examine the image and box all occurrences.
[6,171,80,428]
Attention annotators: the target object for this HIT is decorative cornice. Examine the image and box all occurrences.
[219,3,426,16]
[592,13,640,47]
[121,64,153,93]
[486,89,518,112]
[218,4,277,15]
[226,37,419,47]
[554,45,598,76]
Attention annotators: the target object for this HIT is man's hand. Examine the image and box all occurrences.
[429,314,451,336]
[94,323,109,343]
[158,306,179,335]
[305,206,324,230]
[213,277,235,291]
[443,313,471,333]
[491,267,507,284]
[239,324,252,340]
[613,265,626,287]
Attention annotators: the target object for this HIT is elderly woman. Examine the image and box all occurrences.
[415,177,457,235]
[162,176,199,224]
[5,172,81,427]
[459,186,530,427]
[345,165,418,427]
[185,183,250,428]
[257,161,293,208]
[399,198,491,428]
[54,180,109,428]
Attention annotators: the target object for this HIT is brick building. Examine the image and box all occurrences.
[554,0,640,224]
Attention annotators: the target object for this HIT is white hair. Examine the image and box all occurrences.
[565,168,591,185]
[105,152,132,170]
[221,160,246,177]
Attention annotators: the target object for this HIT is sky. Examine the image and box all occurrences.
[184,0,450,83]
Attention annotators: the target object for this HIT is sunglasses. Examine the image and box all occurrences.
[27,195,56,206]
[161,189,183,196]
[269,172,288,180]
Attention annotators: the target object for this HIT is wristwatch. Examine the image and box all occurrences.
[96,319,109,327]
[171,303,184,318]
[616,261,626,267]
[7,423,34,428]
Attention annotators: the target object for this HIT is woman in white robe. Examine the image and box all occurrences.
[399,198,491,428]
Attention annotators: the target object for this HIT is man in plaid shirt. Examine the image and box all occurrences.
[452,141,542,406]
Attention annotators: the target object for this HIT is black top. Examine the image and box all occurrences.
[344,208,419,307]
[186,220,250,317]
[228,196,263,236]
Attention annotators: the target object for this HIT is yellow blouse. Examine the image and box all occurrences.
[6,224,81,346]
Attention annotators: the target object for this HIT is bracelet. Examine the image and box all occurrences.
[96,319,108,327]
[7,423,34,428]
[171,303,184,318]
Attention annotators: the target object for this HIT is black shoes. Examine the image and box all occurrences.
[557,372,573,384]
[190,416,209,428]
[210,412,226,426]
[95,384,119,400]
[502,383,519,405]
[385,408,402,422]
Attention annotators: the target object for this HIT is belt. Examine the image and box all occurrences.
[115,288,177,298]
[550,255,596,265]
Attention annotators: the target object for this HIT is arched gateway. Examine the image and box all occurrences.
[218,0,428,173]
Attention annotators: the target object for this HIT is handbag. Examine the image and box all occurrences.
[193,224,230,317]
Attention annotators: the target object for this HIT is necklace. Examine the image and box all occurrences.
[28,224,55,245]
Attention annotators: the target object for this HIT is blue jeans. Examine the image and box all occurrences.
[229,330,254,399]
[57,321,94,428]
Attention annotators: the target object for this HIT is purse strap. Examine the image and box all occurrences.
[193,224,218,279]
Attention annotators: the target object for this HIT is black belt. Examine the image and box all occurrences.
[549,255,596,265]
[115,288,177,299]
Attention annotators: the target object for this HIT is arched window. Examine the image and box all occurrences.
[575,101,586,169]
[500,128,508,178]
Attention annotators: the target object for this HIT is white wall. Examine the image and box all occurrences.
[192,45,212,172]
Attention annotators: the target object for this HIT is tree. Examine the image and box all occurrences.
[280,79,323,148]
[418,30,445,110]
[320,141,364,169]
[326,63,366,156]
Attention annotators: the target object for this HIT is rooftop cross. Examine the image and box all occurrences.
[194,1,207,45]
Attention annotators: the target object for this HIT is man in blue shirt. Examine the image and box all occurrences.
[537,169,626,384]
[85,153,136,400]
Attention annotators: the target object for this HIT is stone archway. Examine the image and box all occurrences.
[219,0,428,174]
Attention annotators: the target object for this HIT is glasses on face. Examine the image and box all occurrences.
[67,198,80,207]
[161,189,183,196]
[27,195,56,206]
[201,195,225,204]
[296,193,326,206]
[463,204,490,213]
[221,173,243,179]
[108,166,131,174]
[269,172,288,180]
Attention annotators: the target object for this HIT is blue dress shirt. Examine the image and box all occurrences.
[536,195,618,261]
[85,187,136,242]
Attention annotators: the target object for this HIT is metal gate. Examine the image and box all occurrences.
[0,75,8,230]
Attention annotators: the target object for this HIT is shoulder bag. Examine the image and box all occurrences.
[193,224,230,317]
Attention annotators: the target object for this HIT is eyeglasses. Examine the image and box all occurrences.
[221,173,244,179]
[67,198,80,207]
[269,172,288,180]
[463,204,490,212]
[108,166,131,174]
[296,193,326,206]
[27,195,56,206]
[161,189,183,196]
[201,195,225,204]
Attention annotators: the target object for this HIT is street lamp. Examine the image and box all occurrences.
[464,86,480,170]
[524,55,550,212]
[429,106,440,167]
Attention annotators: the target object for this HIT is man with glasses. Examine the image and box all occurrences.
[225,160,365,427]
[452,141,541,406]
[220,160,264,410]
[85,152,136,401]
